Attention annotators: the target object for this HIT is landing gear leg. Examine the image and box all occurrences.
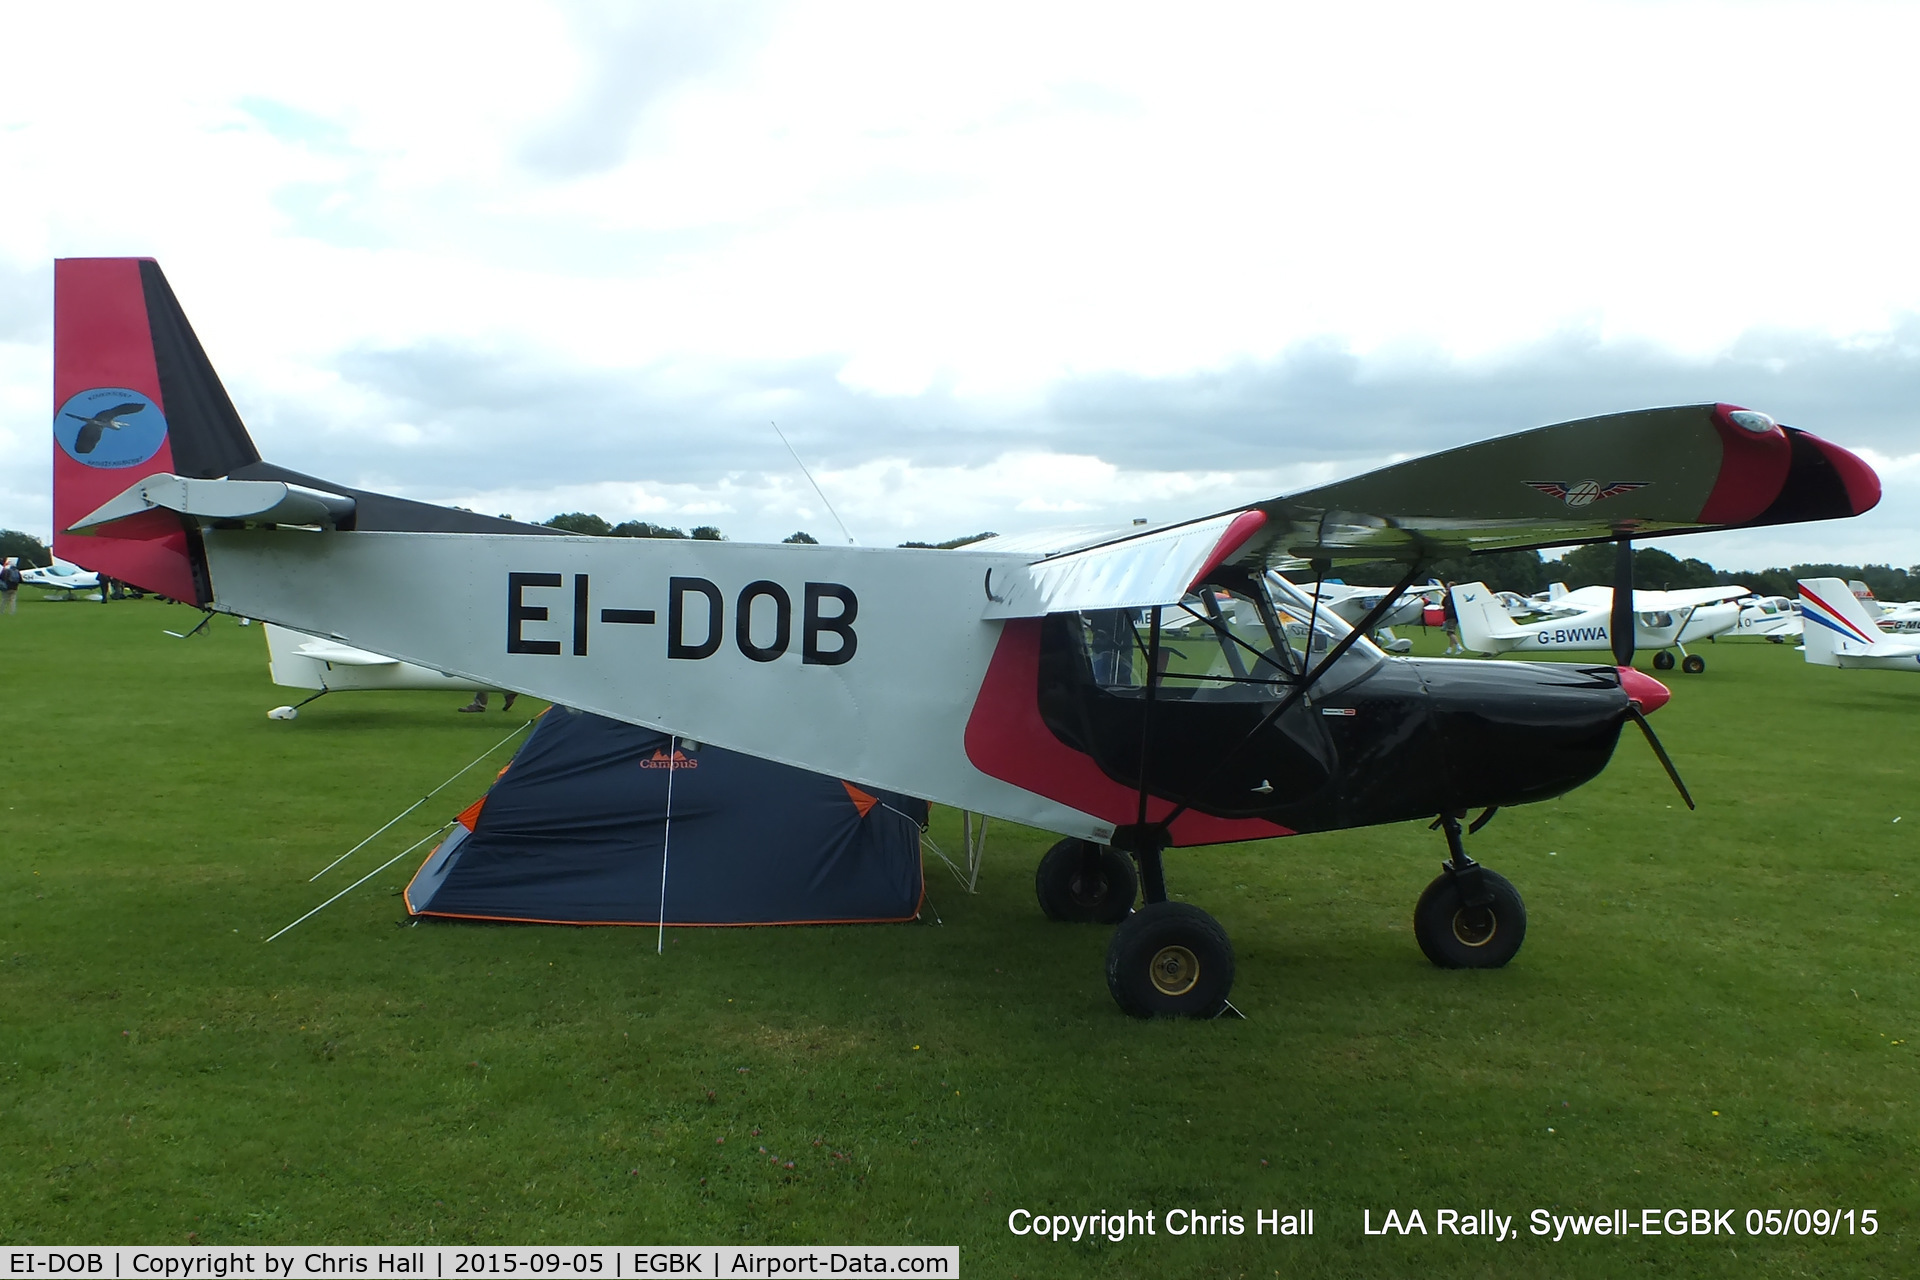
[1413,814,1526,969]
[1104,832,1236,1018]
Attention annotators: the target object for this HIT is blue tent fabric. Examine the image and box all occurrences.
[405,706,927,925]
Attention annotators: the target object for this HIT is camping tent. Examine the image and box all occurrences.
[405,706,928,926]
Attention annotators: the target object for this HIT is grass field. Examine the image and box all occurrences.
[1,596,1915,1277]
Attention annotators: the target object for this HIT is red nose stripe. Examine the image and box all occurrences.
[1617,666,1671,714]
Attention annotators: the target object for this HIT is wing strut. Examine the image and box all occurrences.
[1114,559,1428,852]
[1611,536,1635,667]
[1129,605,1171,904]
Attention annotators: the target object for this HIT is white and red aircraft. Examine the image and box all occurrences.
[1843,579,1920,634]
[1798,578,1920,670]
[50,258,1884,1017]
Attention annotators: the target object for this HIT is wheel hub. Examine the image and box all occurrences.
[1149,944,1200,996]
[1452,906,1497,947]
[1069,872,1109,905]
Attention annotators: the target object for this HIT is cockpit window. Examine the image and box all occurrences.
[1264,572,1385,686]
[1076,570,1384,698]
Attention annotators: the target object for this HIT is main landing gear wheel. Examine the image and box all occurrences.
[1035,839,1138,924]
[1652,650,1676,670]
[1681,653,1706,674]
[1413,867,1527,969]
[1105,901,1235,1019]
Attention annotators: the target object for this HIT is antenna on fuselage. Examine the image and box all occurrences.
[772,421,857,546]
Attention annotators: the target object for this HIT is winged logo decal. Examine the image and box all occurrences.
[1524,480,1651,508]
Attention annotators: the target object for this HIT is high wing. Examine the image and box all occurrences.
[977,404,1877,617]
[1542,584,1747,613]
[1647,585,1750,609]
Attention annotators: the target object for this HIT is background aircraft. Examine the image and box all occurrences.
[51,258,1883,1018]
[1303,579,1445,652]
[1845,579,1920,633]
[1799,577,1920,670]
[263,623,516,718]
[1451,582,1746,671]
[1733,594,1803,641]
[19,558,103,600]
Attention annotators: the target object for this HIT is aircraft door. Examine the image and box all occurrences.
[1036,574,1340,817]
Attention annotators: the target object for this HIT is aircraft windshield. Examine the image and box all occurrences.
[1264,572,1387,683]
[1077,571,1384,698]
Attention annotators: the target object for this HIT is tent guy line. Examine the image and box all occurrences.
[657,733,678,957]
[267,823,455,944]
[308,719,532,882]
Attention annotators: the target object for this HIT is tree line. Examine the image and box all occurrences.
[540,516,997,551]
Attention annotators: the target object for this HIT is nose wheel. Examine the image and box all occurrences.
[1415,814,1527,969]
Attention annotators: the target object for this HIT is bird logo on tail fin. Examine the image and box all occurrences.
[53,388,168,468]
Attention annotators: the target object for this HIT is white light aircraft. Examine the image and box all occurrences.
[50,258,1884,1018]
[1451,582,1747,672]
[1732,595,1802,641]
[1798,578,1920,670]
[263,623,516,718]
[1846,579,1920,634]
[1305,580,1444,652]
[19,558,103,599]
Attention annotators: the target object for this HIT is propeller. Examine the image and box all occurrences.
[1625,703,1695,811]
[1610,535,1635,667]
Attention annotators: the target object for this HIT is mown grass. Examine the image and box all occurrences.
[1,597,1915,1277]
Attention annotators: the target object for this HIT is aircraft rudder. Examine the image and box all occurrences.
[53,258,260,601]
[1450,582,1515,653]
[1797,577,1878,659]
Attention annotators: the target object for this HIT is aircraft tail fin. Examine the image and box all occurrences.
[54,259,561,603]
[1797,577,1882,664]
[53,258,263,603]
[1451,582,1526,653]
[1848,579,1883,616]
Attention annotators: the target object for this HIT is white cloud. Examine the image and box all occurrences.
[3,1,1917,570]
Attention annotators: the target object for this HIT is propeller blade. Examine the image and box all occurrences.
[1611,536,1635,667]
[1626,704,1694,810]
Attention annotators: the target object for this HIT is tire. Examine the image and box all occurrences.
[1105,902,1235,1018]
[1652,650,1676,670]
[1035,839,1137,924]
[1681,653,1706,674]
[1413,868,1526,969]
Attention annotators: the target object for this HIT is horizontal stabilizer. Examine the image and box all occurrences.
[68,474,356,535]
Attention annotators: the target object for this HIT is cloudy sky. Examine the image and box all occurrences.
[3,0,1916,571]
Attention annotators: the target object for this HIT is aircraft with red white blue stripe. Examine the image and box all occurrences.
[1798,577,1920,670]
